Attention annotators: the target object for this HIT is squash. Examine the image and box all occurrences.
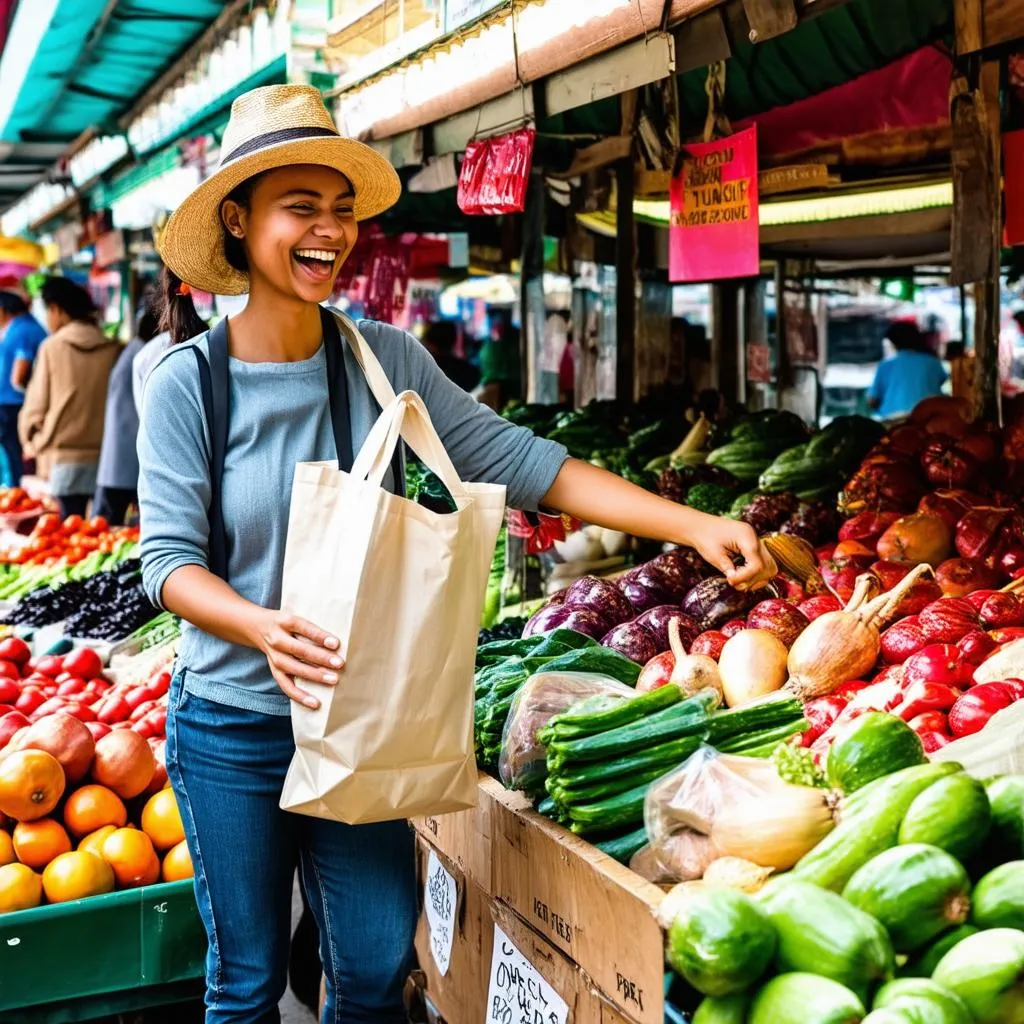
[843,844,971,953]
[898,774,991,862]
[759,877,894,1001]
[748,973,865,1024]
[971,861,1024,930]
[826,712,927,795]
[873,979,972,1024]
[932,928,1024,1024]
[900,925,978,978]
[665,885,776,997]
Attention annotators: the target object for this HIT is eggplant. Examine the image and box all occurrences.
[635,605,701,652]
[618,572,671,613]
[564,575,634,627]
[523,602,610,639]
[681,576,766,631]
[601,621,659,665]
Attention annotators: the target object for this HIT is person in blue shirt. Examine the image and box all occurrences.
[867,320,947,420]
[0,291,46,484]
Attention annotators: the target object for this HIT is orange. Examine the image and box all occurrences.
[0,749,65,822]
[101,827,157,888]
[0,830,15,867]
[12,818,71,870]
[42,850,115,903]
[161,840,193,883]
[63,784,127,837]
[78,825,117,857]
[0,862,42,914]
[141,789,184,851]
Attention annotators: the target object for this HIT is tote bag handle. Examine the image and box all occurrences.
[331,311,399,411]
[351,390,468,500]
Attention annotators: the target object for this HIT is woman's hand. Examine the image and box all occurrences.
[251,608,344,709]
[683,511,777,591]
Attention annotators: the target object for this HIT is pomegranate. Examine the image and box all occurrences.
[918,597,980,643]
[833,539,877,561]
[958,630,998,665]
[720,619,746,638]
[870,559,912,592]
[965,588,1001,612]
[956,507,1024,566]
[979,592,1024,629]
[91,730,155,799]
[935,557,1000,598]
[746,599,809,648]
[839,511,901,548]
[917,490,982,531]
[689,631,727,660]
[13,713,95,783]
[798,594,843,621]
[821,558,872,603]
[921,440,979,489]
[880,617,929,664]
[885,423,931,455]
[889,577,944,618]
[876,512,952,566]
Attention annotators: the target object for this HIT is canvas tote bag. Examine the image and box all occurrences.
[279,320,506,824]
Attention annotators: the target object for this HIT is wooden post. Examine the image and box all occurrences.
[615,158,636,402]
[712,281,742,407]
[520,169,551,403]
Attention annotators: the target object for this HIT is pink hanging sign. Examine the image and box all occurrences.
[669,125,760,283]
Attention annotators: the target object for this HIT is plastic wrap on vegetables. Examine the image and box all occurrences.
[498,671,636,796]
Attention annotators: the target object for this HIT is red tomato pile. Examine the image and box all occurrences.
[0,487,45,517]
[0,514,139,567]
[0,637,169,750]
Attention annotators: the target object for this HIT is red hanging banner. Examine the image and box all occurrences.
[457,128,536,216]
[1004,128,1024,247]
[669,125,760,283]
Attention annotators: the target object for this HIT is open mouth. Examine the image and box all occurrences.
[292,248,339,282]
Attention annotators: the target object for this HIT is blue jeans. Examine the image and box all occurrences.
[165,671,417,1024]
[0,403,22,486]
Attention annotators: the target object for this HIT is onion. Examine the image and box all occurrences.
[717,629,788,707]
[702,857,774,893]
[786,564,933,700]
[668,617,722,700]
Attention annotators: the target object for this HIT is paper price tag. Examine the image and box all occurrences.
[485,924,569,1024]
[424,849,457,976]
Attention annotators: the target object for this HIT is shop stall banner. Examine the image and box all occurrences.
[669,125,759,283]
[457,128,536,216]
[280,318,506,824]
[1004,129,1024,246]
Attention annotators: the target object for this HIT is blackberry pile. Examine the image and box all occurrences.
[478,617,529,646]
[4,560,158,641]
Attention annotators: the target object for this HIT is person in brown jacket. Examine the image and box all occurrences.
[18,277,120,517]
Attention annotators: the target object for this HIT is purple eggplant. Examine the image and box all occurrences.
[564,575,634,627]
[618,572,670,613]
[681,576,766,631]
[523,602,609,639]
[653,548,716,589]
[635,606,701,653]
[601,621,659,664]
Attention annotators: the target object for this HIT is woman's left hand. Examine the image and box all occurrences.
[686,512,777,591]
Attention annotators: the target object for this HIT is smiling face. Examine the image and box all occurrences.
[220,164,357,304]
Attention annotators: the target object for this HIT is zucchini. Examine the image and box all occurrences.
[971,861,1024,930]
[550,756,691,806]
[932,928,1024,1024]
[842,844,972,953]
[898,774,991,862]
[748,973,865,1024]
[692,994,750,1024]
[900,926,978,978]
[874,979,972,1024]
[666,886,776,997]
[704,696,805,745]
[759,878,894,1001]
[593,826,648,864]
[792,761,960,892]
[539,683,683,742]
[564,778,653,833]
[550,735,703,798]
[827,712,927,794]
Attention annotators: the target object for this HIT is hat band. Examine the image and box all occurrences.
[222,125,340,164]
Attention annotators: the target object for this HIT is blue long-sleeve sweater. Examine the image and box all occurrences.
[137,315,567,715]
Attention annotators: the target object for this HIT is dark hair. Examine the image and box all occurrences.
[157,174,264,344]
[135,305,161,343]
[40,276,96,323]
[888,320,924,352]
[0,291,28,316]
[424,320,457,353]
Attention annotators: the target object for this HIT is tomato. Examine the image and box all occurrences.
[62,702,97,723]
[35,513,61,536]
[57,676,88,697]
[14,686,45,714]
[111,721,135,730]
[0,636,31,667]
[0,660,21,681]
[149,671,172,697]
[33,655,64,679]
[31,697,66,719]
[123,686,151,712]
[62,647,104,681]
[86,515,109,533]
[84,721,110,741]
[0,710,29,747]
[0,678,20,704]
[97,695,130,725]
[129,699,157,724]
[82,681,107,703]
[62,514,83,532]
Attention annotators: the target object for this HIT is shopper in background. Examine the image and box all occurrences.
[18,277,120,516]
[867,320,947,420]
[477,323,522,410]
[421,319,480,391]
[131,273,179,416]
[0,290,46,485]
[93,304,162,524]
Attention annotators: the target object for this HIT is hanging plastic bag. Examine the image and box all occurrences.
[931,700,1024,777]
[498,670,636,794]
[630,833,717,887]
[457,128,536,216]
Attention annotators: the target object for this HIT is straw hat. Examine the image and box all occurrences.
[159,84,401,295]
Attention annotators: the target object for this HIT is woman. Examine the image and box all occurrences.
[19,277,119,516]
[93,304,161,524]
[867,320,947,420]
[140,84,771,1024]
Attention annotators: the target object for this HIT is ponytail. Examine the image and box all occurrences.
[157,265,208,344]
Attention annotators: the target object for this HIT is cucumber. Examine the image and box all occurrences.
[971,861,1024,930]
[540,684,683,741]
[550,756,690,806]
[985,775,1024,860]
[564,778,652,833]
[843,844,972,954]
[593,827,648,864]
[552,733,704,792]
[748,973,865,1024]
[759,878,894,1001]
[874,979,972,1024]
[692,994,751,1024]
[666,886,776,997]
[827,712,927,795]
[932,928,1024,1024]
[899,774,991,863]
[793,761,961,892]
[901,926,978,977]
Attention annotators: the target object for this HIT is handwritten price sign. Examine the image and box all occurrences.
[424,850,457,976]
[486,925,569,1024]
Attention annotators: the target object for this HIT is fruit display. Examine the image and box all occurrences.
[0,512,138,568]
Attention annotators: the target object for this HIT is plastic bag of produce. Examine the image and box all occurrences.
[498,670,636,793]
[644,745,838,877]
[932,700,1024,777]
